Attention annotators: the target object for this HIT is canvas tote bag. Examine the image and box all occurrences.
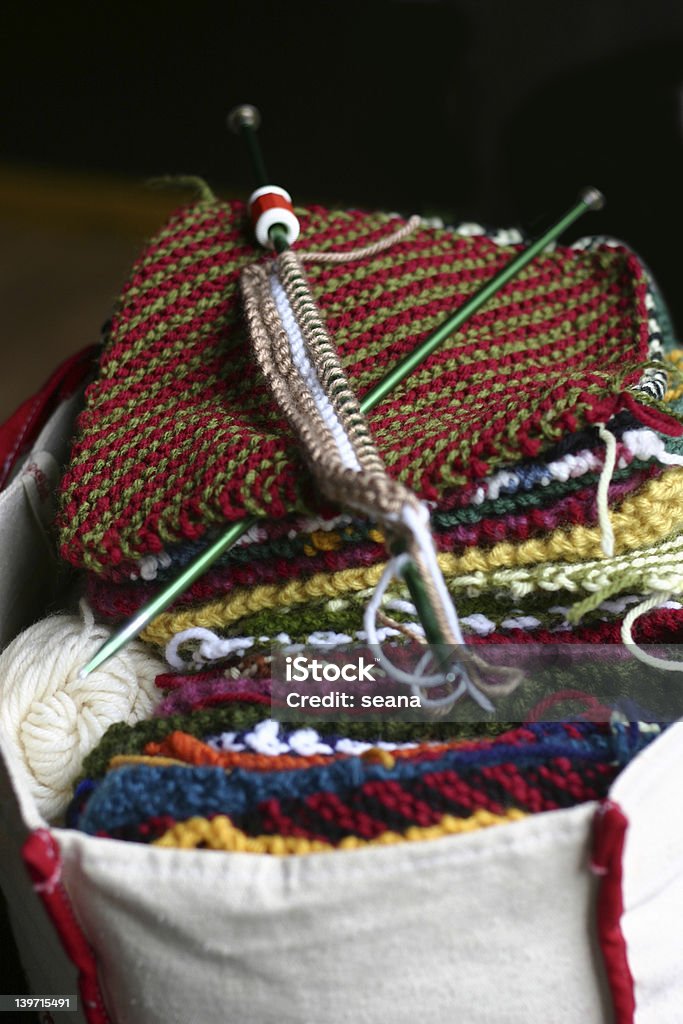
[0,355,682,1024]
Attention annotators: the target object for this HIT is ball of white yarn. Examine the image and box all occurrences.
[0,609,164,822]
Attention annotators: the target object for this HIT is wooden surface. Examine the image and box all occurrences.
[0,166,224,421]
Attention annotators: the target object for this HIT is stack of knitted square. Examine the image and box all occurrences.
[59,194,683,848]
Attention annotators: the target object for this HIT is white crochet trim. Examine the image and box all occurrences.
[207,718,419,756]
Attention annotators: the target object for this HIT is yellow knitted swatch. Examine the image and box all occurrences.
[665,350,683,402]
[152,808,527,854]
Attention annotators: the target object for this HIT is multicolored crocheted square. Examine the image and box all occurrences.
[57,197,682,573]
[70,721,660,849]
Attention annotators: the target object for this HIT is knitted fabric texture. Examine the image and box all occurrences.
[153,677,273,717]
[665,349,683,405]
[154,591,683,666]
[136,469,683,649]
[54,199,682,858]
[70,721,658,841]
[101,732,513,775]
[78,709,522,783]
[86,462,661,620]
[151,807,528,854]
[202,719,509,757]
[57,198,683,574]
[139,729,504,771]
[152,627,680,724]
[153,579,680,669]
[94,423,683,588]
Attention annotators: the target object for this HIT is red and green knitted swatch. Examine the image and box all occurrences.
[57,198,682,573]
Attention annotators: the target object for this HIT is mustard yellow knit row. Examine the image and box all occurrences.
[141,468,683,645]
[109,754,186,770]
[665,350,683,401]
[460,530,683,606]
[442,467,683,573]
[152,808,527,854]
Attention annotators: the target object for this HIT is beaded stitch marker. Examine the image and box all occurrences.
[79,105,604,679]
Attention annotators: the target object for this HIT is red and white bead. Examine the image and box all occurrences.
[248,186,301,249]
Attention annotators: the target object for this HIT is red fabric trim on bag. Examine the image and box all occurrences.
[0,345,98,491]
[22,829,111,1024]
[591,800,635,1023]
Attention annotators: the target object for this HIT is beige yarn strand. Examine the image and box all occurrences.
[298,215,422,263]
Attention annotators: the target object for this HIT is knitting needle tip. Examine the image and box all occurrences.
[227,104,262,134]
[78,646,113,679]
[78,646,124,679]
[579,186,606,211]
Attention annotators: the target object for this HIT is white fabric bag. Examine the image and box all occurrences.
[1,395,682,1024]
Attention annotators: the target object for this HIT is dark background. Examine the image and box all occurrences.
[0,0,681,1005]
[0,0,681,416]
[4,0,683,228]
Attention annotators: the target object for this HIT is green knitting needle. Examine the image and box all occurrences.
[79,119,604,676]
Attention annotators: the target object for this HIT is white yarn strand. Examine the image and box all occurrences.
[621,592,683,672]
[621,429,683,466]
[400,502,467,645]
[596,424,617,557]
[165,628,255,670]
[362,535,494,712]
